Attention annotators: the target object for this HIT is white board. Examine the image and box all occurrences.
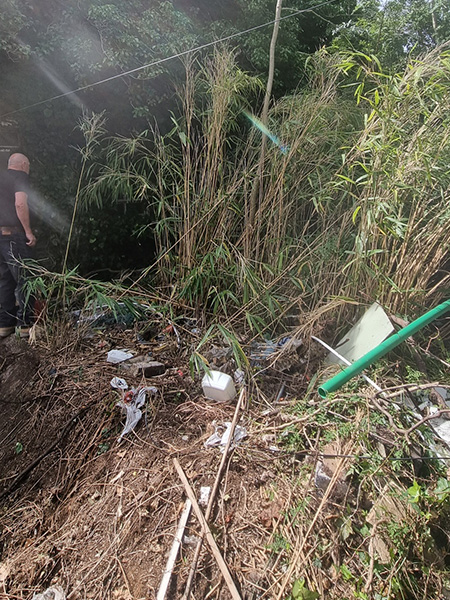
[326,302,394,365]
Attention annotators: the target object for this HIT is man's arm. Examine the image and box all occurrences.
[15,191,36,247]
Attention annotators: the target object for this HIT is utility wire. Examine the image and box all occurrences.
[1,0,340,119]
[292,451,445,461]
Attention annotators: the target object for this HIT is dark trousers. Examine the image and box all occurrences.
[0,234,34,328]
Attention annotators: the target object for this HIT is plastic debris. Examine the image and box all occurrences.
[199,486,211,507]
[249,336,303,366]
[110,376,128,390]
[234,369,245,385]
[202,371,236,402]
[32,586,66,600]
[71,301,152,329]
[204,421,247,452]
[107,349,133,364]
[116,385,157,442]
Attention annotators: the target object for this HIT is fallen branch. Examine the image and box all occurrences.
[182,388,245,600]
[371,395,450,440]
[173,458,242,600]
[376,382,444,399]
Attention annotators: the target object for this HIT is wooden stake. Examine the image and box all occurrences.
[156,499,192,600]
[173,458,242,600]
[182,388,245,600]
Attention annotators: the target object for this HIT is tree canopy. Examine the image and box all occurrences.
[1,0,447,274]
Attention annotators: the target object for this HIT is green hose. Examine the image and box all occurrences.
[318,299,450,398]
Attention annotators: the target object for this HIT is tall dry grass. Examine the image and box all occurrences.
[338,44,450,314]
[79,44,450,332]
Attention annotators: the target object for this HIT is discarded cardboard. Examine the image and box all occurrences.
[366,483,413,564]
[120,356,166,377]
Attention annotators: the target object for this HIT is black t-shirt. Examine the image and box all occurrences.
[0,169,29,228]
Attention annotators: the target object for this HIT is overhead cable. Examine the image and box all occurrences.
[1,0,340,118]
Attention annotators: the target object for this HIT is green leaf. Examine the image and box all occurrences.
[407,480,421,503]
[352,205,361,224]
[291,578,320,600]
[178,131,187,146]
[435,478,450,502]
[340,564,354,581]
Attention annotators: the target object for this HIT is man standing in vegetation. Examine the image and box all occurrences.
[0,153,36,339]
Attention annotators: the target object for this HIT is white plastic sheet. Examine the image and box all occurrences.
[32,586,66,600]
[204,421,247,452]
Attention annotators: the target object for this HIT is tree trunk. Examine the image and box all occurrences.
[245,0,283,259]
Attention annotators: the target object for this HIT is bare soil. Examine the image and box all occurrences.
[0,324,318,600]
[2,322,449,600]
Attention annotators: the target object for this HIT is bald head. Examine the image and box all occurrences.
[8,153,30,174]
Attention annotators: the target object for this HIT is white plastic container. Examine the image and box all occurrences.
[202,370,236,403]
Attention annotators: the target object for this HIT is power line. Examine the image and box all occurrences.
[1,0,340,119]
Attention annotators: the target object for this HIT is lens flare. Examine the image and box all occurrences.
[244,111,288,154]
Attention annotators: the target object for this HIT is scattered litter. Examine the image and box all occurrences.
[155,321,181,347]
[110,376,128,390]
[326,302,394,365]
[431,418,450,448]
[234,369,245,385]
[202,370,236,402]
[204,421,247,452]
[32,586,66,600]
[199,486,211,507]
[249,340,278,365]
[117,388,146,443]
[107,349,134,364]
[249,336,303,366]
[120,358,166,377]
[116,386,157,442]
[183,535,199,546]
[434,387,448,401]
[72,301,152,329]
[312,335,383,394]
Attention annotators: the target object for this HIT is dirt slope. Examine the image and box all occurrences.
[1,325,449,600]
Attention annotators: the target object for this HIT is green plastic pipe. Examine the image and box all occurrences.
[318,299,450,398]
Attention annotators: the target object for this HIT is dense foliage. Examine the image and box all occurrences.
[0,0,361,271]
[1,0,449,314]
